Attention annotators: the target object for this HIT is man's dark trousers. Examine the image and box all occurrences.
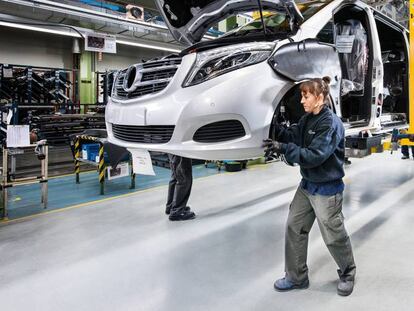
[166,155,193,214]
[401,145,414,158]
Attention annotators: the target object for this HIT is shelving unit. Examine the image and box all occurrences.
[95,70,115,112]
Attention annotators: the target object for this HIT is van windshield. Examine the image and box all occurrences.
[226,0,333,37]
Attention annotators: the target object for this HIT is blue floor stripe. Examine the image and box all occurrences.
[6,165,220,220]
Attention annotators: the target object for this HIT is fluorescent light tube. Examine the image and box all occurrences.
[0,21,182,53]
[116,39,181,53]
[0,20,81,37]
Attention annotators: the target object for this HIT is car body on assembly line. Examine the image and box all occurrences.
[105,0,409,160]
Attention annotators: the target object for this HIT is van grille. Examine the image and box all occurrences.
[113,58,182,100]
[112,124,175,144]
[193,120,246,143]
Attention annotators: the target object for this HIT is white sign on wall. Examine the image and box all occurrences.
[85,33,117,54]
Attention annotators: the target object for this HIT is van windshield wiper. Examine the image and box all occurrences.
[231,27,277,37]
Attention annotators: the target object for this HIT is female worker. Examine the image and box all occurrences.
[263,77,356,296]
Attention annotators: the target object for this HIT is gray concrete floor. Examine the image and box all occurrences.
[1,152,414,311]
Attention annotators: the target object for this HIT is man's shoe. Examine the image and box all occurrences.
[273,277,309,292]
[165,205,190,215]
[169,210,196,221]
[402,155,409,160]
[337,279,354,296]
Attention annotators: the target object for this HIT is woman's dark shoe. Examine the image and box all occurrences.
[337,279,354,296]
[274,277,309,292]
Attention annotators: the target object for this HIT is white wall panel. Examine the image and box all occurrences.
[0,27,73,69]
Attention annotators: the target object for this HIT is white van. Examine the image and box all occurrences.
[105,0,409,160]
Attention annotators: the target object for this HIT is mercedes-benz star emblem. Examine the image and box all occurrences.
[123,64,143,93]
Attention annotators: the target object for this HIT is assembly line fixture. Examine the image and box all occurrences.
[0,142,48,220]
[73,134,135,195]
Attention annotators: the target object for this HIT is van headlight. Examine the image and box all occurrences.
[111,70,120,98]
[183,43,274,87]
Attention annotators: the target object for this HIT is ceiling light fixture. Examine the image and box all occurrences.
[116,39,181,53]
[0,20,81,37]
[0,21,182,53]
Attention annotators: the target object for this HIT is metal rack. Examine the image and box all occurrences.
[0,64,109,146]
[0,63,81,144]
[31,113,106,145]
[94,70,115,113]
[0,63,79,112]
[0,142,49,220]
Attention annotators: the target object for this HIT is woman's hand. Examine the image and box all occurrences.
[263,139,283,156]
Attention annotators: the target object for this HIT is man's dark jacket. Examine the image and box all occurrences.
[276,106,345,183]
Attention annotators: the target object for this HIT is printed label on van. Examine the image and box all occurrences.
[336,35,355,53]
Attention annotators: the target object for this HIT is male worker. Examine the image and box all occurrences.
[264,77,356,296]
[401,145,414,160]
[165,155,196,221]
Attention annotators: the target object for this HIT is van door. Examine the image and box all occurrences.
[373,11,409,129]
[332,3,383,130]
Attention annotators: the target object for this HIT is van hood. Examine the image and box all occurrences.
[155,0,303,46]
